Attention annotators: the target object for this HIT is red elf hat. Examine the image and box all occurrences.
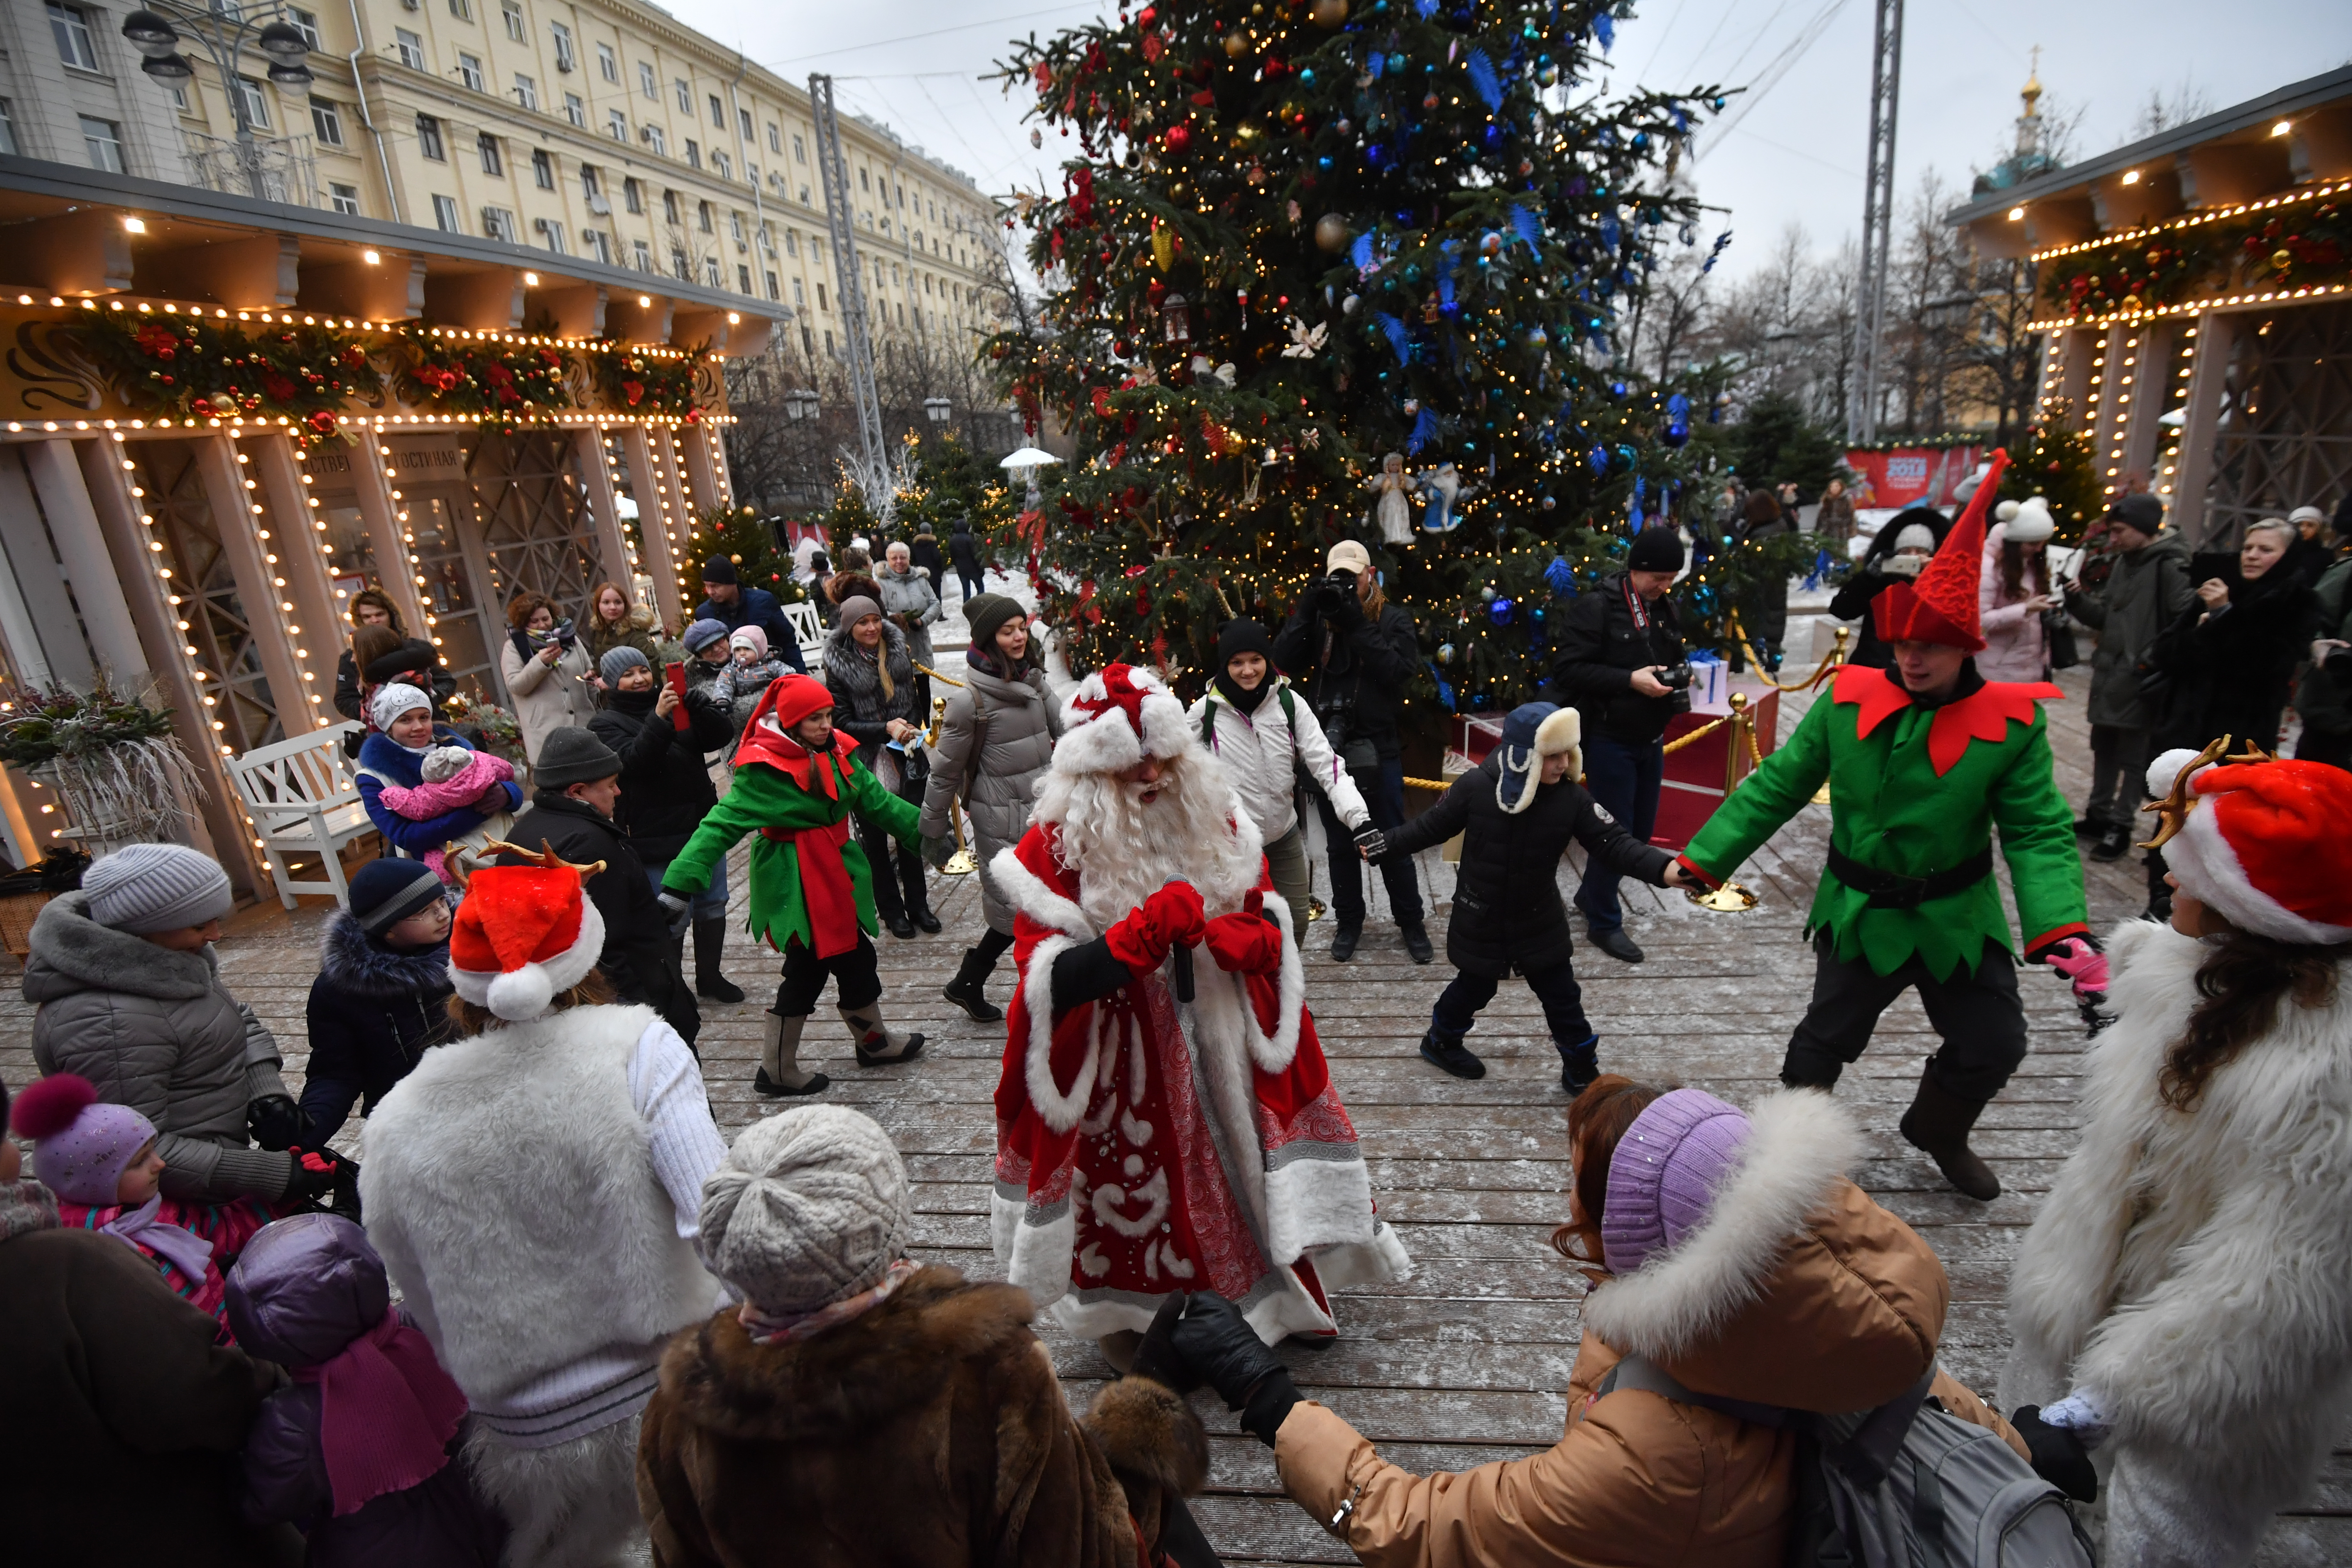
[1874,449,2009,653]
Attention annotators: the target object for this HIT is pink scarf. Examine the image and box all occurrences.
[739,1258,920,1346]
[291,1309,468,1516]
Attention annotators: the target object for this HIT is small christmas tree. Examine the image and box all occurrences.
[1998,400,2101,545]
[991,0,1746,710]
[686,504,807,609]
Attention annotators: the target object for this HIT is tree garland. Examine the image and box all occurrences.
[2040,199,2349,318]
[594,346,705,423]
[76,312,373,444]
[390,326,574,434]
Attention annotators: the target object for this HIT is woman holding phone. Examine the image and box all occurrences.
[588,646,746,1004]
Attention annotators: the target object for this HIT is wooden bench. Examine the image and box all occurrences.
[226,723,376,910]
[783,600,826,667]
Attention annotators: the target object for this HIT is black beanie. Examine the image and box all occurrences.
[963,593,1025,652]
[1212,620,1280,713]
[1627,527,1685,572]
[701,554,738,586]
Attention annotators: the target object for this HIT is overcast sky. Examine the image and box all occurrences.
[670,0,2352,281]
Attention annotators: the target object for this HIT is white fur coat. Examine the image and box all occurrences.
[2003,919,2352,1504]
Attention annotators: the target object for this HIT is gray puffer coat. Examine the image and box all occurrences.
[918,652,1063,934]
[2069,531,2194,729]
[24,893,296,1203]
[875,564,942,672]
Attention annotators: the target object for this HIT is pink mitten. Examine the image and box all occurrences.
[2046,938,2110,1003]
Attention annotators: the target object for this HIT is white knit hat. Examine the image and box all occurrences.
[698,1106,911,1316]
[83,843,234,934]
[1050,662,1194,777]
[368,682,434,733]
[2002,496,2056,545]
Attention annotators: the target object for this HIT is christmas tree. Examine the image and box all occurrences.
[1998,400,2101,545]
[991,0,1752,712]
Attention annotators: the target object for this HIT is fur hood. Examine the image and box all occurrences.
[1581,1090,1949,1415]
[658,1266,1036,1444]
[317,909,454,999]
[22,891,220,1002]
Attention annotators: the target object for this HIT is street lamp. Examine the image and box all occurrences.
[922,396,952,425]
[784,389,820,422]
[121,3,314,200]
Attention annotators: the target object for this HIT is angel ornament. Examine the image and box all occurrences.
[1366,452,1415,545]
[1415,462,1481,534]
[1279,315,1329,359]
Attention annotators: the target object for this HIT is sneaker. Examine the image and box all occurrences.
[1586,925,1645,964]
[2089,824,2131,863]
[1330,923,1361,961]
[1418,1029,1485,1080]
[1401,922,1434,964]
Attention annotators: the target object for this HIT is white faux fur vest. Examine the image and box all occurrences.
[2002,919,2352,1489]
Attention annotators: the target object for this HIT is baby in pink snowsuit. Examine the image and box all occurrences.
[373,744,518,882]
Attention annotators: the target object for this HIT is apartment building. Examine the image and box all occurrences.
[0,0,999,362]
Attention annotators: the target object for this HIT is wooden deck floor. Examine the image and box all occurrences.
[4,641,2344,1564]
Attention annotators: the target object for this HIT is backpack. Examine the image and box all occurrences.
[1601,1355,2094,1568]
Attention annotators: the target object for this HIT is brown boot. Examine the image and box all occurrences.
[1898,1068,2001,1201]
[840,1002,925,1067]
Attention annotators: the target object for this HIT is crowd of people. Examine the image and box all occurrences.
[6,478,2351,1568]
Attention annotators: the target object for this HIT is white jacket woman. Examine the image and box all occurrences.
[2002,750,2352,1568]
[1188,621,1367,913]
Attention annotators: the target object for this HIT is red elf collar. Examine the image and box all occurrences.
[1832,663,2062,777]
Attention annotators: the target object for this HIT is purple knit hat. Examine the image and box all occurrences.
[9,1074,157,1206]
[1600,1089,1751,1277]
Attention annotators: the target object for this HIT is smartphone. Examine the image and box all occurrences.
[664,662,691,731]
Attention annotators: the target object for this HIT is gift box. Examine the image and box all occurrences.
[1685,649,1728,710]
[1651,680,1780,851]
[1449,710,1508,767]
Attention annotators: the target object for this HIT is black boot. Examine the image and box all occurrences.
[1557,1034,1600,1097]
[1897,1068,2001,1200]
[1330,922,1361,961]
[1418,1027,1485,1080]
[692,917,744,1003]
[943,946,1004,1023]
[2089,823,2131,863]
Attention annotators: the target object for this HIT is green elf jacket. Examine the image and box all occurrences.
[1678,663,2089,979]
[663,738,921,955]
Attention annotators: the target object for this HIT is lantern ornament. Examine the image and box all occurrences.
[1159,291,1192,344]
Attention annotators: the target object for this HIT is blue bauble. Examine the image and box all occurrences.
[1489,597,1515,626]
[1299,67,1315,84]
[1588,444,1608,474]
[1609,380,1627,397]
[1318,155,1334,169]
[1388,52,1406,71]
[1663,391,1692,447]
[1366,142,1386,166]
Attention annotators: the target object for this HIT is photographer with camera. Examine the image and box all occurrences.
[1273,541,1432,962]
[1546,527,1690,964]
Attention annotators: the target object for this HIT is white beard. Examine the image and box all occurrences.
[1034,750,1262,929]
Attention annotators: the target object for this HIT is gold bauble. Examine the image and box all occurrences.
[1309,0,1349,25]
[1313,212,1350,251]
[1224,31,1249,57]
[2272,248,2295,271]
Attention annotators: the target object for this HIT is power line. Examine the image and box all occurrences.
[760,3,1105,71]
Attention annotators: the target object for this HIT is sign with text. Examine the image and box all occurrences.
[1844,446,1983,510]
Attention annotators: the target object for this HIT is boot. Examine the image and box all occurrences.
[943,946,1004,1023]
[693,917,744,1003]
[1897,1068,2001,1201]
[841,1001,925,1067]
[2089,822,2131,862]
[905,864,942,934]
[754,1012,828,1097]
[1400,920,1435,964]
[1418,1027,1485,1080]
[1556,1035,1601,1097]
[1329,922,1361,962]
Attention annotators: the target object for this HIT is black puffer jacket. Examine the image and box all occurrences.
[1546,572,1688,746]
[588,687,735,863]
[497,795,697,1043]
[2150,556,2319,754]
[300,910,456,1146]
[1827,508,1953,670]
[1273,593,1421,761]
[1378,754,1671,976]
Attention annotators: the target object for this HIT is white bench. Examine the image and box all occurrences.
[783,600,826,667]
[227,722,376,910]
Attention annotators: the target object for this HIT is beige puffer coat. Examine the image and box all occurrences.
[24,893,297,1203]
[918,654,1062,934]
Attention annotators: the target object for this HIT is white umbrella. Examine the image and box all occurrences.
[999,447,1062,468]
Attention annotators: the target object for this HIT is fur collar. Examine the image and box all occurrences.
[1580,1090,1861,1359]
[657,1266,1036,1443]
[821,620,911,700]
[0,1180,58,1242]
[21,892,219,1002]
[319,910,455,998]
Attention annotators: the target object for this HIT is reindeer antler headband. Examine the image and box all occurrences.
[2136,736,2276,850]
[441,838,609,890]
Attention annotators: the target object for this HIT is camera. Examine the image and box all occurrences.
[1657,664,1693,691]
[1313,568,1358,615]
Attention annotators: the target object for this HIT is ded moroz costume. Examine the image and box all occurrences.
[990,663,1411,1348]
[1676,453,2095,1201]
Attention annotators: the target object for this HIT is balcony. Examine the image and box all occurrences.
[180,130,318,208]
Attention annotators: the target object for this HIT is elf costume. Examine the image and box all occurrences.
[662,673,932,1098]
[1678,452,2095,1200]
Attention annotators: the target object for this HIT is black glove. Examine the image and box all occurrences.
[1130,1293,1200,1394]
[1353,826,1390,863]
[248,1094,312,1152]
[283,1149,345,1203]
[1169,1290,1285,1411]
[327,1154,363,1223]
[2010,1405,2099,1503]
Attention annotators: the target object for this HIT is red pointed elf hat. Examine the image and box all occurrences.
[1874,449,2008,654]
[448,844,607,1021]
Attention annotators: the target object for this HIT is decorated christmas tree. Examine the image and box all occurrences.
[1998,400,2102,544]
[991,0,1761,711]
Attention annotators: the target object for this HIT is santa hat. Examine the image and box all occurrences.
[1875,448,2009,653]
[2144,748,2352,945]
[1051,662,1194,776]
[448,848,607,1021]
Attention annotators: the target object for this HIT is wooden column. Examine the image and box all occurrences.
[2172,312,2238,549]
[2090,323,2143,501]
[618,424,684,630]
[651,427,699,599]
[22,441,151,688]
[679,419,732,514]
[2116,321,2173,495]
[78,437,248,882]
[245,432,344,731]
[571,427,641,612]
[0,455,92,690]
[2058,325,2098,419]
[348,428,432,638]
[191,435,322,737]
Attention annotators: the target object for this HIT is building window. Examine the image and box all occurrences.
[639,61,656,98]
[416,113,445,161]
[817,283,828,312]
[476,131,501,176]
[792,133,806,164]
[457,54,485,92]
[395,28,425,69]
[728,210,745,245]
[643,124,666,155]
[799,185,810,205]
[705,94,721,130]
[551,21,575,71]
[49,5,98,71]
[623,177,643,214]
[513,74,536,111]
[432,193,461,231]
[564,92,585,128]
[765,270,779,301]
[500,1,523,41]
[662,189,679,225]
[580,165,600,199]
[784,229,798,258]
[738,107,754,142]
[674,78,691,113]
[169,82,189,112]
[767,122,780,154]
[632,239,651,270]
[597,42,618,82]
[583,229,610,264]
[531,148,553,189]
[697,199,713,234]
[310,99,346,146]
[858,168,869,192]
[329,182,361,215]
[80,115,122,172]
[712,151,730,180]
[738,264,751,293]
[792,277,805,306]
[0,101,16,157]
[288,8,322,48]
[482,207,517,242]
[534,218,566,254]
[702,257,721,289]
[684,139,700,169]
[449,0,472,17]
[824,330,834,354]
[670,248,689,281]
[607,109,627,141]
[236,77,272,129]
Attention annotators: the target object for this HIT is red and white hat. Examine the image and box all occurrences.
[449,851,607,1021]
[2145,749,2352,944]
[1051,662,1193,776]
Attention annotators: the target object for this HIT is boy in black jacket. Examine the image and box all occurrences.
[301,858,455,1149]
[1364,702,1699,1089]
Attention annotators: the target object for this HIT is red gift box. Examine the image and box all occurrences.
[1652,682,1780,851]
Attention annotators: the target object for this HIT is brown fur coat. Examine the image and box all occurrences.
[636,1265,1206,1568]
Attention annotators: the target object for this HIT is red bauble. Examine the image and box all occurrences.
[1165,123,1192,154]
[1138,5,1157,25]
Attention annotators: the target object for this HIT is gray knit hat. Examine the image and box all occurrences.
[598,645,652,686]
[698,1105,910,1316]
[83,843,234,934]
[531,726,621,788]
[682,618,731,655]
